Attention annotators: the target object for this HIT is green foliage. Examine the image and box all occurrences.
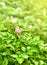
[0,0,47,65]
[0,21,47,65]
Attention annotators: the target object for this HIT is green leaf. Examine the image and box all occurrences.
[21,46,26,52]
[2,58,8,65]
[16,57,24,64]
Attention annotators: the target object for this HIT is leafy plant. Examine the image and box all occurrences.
[0,0,47,65]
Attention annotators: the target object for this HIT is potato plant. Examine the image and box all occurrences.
[0,0,47,65]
